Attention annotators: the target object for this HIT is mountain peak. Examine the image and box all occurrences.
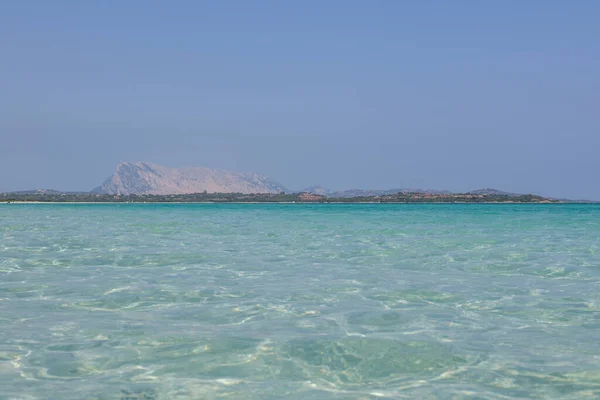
[93,162,287,195]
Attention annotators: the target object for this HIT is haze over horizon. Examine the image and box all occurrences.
[1,2,599,199]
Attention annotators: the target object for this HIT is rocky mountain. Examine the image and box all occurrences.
[93,162,287,195]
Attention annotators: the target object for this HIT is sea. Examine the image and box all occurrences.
[1,204,599,399]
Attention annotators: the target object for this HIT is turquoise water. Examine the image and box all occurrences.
[1,204,600,399]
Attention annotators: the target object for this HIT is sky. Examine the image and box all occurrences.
[1,1,599,199]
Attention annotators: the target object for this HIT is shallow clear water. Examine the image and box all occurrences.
[1,204,600,399]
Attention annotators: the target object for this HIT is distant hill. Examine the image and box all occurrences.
[301,186,334,196]
[3,189,88,195]
[300,187,452,198]
[467,188,518,196]
[92,162,287,195]
[332,188,453,198]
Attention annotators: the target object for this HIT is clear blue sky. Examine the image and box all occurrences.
[1,1,599,198]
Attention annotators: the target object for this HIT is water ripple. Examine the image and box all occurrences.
[1,204,600,398]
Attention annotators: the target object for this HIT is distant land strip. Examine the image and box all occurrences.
[0,191,578,203]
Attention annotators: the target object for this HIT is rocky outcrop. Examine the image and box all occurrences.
[93,162,287,195]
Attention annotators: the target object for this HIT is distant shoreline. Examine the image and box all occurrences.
[3,191,595,204]
[2,201,594,205]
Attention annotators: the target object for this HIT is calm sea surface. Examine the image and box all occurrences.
[1,204,599,399]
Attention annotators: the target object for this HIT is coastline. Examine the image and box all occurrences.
[2,190,575,204]
[1,201,591,205]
